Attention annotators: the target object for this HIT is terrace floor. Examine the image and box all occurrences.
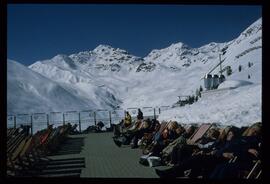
[45,132,159,178]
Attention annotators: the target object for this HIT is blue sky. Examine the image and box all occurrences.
[8,4,261,66]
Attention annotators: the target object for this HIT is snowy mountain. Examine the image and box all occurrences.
[8,17,261,127]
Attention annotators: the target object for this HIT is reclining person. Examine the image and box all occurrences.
[140,120,161,151]
[155,126,242,178]
[163,126,220,166]
[130,119,153,149]
[146,121,183,157]
[113,111,133,136]
[209,122,262,179]
[113,119,151,147]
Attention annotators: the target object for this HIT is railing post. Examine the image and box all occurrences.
[154,108,156,120]
[159,108,161,114]
[47,114,49,128]
[109,111,112,128]
[94,111,97,126]
[79,112,81,133]
[30,115,33,135]
[63,113,65,125]
[14,116,16,128]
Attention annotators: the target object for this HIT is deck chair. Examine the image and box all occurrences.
[19,129,58,174]
[119,121,135,134]
[7,129,24,153]
[12,136,35,173]
[7,135,30,176]
[12,134,51,176]
[7,128,17,139]
[56,125,71,144]
[150,121,170,142]
[128,121,142,131]
[245,160,261,179]
[186,123,212,145]
[157,122,170,134]
[46,125,69,154]
[7,130,27,155]
[26,139,52,168]
[46,127,61,153]
[142,121,169,139]
[34,127,54,155]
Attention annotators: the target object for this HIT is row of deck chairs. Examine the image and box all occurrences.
[181,123,261,179]
[138,122,211,155]
[7,124,74,177]
[164,123,261,179]
[118,121,261,179]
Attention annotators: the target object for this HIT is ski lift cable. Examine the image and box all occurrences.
[200,56,226,80]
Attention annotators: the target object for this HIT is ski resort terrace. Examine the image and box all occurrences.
[7,106,262,178]
[7,119,262,178]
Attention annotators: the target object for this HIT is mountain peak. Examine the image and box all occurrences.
[168,42,189,49]
[93,44,113,52]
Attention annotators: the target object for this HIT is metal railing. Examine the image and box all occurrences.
[7,105,171,134]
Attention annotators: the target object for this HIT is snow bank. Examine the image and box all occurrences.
[158,84,261,127]
[218,80,253,89]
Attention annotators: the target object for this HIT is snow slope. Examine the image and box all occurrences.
[8,18,261,127]
[158,83,261,127]
[7,60,98,114]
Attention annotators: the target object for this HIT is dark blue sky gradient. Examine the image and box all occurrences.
[8,4,261,66]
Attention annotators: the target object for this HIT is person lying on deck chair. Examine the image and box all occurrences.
[143,123,195,156]
[209,122,262,179]
[113,119,151,148]
[139,119,161,148]
[156,128,241,178]
[162,126,220,166]
[155,123,262,179]
[146,121,183,157]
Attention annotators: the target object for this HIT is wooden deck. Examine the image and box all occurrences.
[45,132,159,178]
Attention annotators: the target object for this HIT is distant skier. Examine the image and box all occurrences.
[137,108,144,122]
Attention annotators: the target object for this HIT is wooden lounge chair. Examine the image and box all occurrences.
[186,123,212,145]
[7,124,74,177]
[7,135,30,176]
[7,128,28,155]
[245,160,261,179]
[7,128,17,139]
[46,126,68,153]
